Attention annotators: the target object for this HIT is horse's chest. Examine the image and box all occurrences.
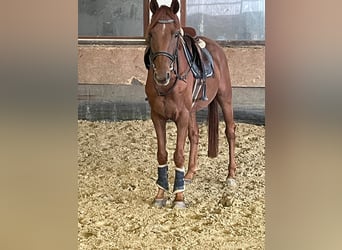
[154,98,184,120]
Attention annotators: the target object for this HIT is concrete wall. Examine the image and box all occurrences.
[78,45,265,87]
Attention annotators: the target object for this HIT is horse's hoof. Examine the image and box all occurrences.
[184,179,192,185]
[173,201,187,209]
[153,198,167,208]
[226,178,237,187]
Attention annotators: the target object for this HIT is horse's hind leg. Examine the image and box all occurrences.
[151,111,169,206]
[216,92,237,184]
[184,111,199,183]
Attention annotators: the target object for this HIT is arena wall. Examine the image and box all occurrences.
[78,45,264,87]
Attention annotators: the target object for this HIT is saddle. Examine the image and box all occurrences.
[181,27,214,101]
[181,27,214,80]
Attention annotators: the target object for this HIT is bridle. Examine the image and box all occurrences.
[149,34,178,76]
[148,19,193,96]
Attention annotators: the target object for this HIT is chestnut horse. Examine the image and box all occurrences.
[145,0,236,208]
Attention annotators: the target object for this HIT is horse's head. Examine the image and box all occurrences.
[147,0,181,86]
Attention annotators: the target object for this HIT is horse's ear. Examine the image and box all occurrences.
[170,0,180,14]
[150,0,159,14]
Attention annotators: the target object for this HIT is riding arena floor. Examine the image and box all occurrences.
[78,120,265,249]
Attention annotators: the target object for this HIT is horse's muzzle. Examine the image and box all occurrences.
[154,71,171,86]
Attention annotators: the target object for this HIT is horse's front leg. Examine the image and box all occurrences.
[173,112,190,208]
[151,111,168,207]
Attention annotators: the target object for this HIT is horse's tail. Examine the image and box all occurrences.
[208,98,219,158]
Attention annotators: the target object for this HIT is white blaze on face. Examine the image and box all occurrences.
[161,23,166,36]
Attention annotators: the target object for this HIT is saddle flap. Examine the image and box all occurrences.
[183,35,214,79]
[197,45,214,78]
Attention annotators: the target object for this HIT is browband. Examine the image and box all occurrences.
[157,19,175,24]
[157,19,183,36]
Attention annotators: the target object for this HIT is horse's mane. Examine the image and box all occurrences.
[146,6,181,41]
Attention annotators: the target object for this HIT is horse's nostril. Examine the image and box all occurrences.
[154,72,164,81]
